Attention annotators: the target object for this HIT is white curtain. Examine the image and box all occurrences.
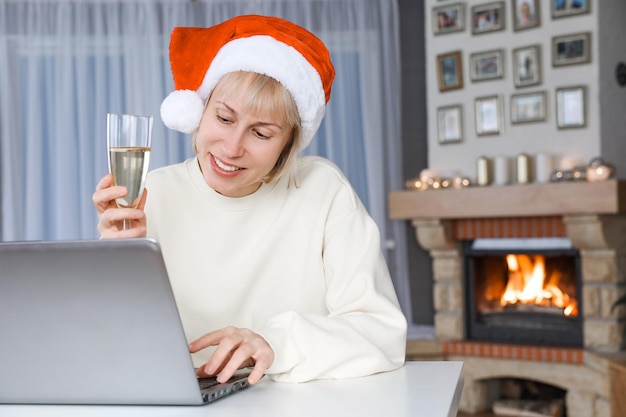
[0,0,415,332]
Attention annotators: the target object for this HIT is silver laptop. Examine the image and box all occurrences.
[0,238,252,405]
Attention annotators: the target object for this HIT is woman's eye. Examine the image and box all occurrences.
[254,130,270,140]
[217,115,231,123]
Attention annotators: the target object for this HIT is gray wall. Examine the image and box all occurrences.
[398,0,433,325]
[599,0,626,162]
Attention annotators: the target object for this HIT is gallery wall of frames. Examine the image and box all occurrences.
[424,0,626,180]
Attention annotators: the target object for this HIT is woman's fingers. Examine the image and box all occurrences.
[93,175,126,214]
[219,342,270,384]
[97,207,147,238]
[93,174,148,238]
[95,173,114,191]
[190,327,274,385]
[136,188,148,210]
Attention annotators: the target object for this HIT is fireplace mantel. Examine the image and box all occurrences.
[388,179,626,220]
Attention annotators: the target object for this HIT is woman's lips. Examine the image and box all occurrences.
[210,153,244,176]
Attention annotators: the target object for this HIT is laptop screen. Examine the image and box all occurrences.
[0,238,215,405]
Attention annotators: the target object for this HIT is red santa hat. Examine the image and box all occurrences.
[160,14,335,150]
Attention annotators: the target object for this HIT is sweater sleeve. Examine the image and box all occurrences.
[260,189,408,382]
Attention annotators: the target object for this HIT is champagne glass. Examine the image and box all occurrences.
[107,113,153,230]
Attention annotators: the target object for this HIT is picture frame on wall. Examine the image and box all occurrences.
[512,0,540,31]
[433,3,465,35]
[556,86,586,129]
[513,45,541,88]
[511,91,547,124]
[470,49,504,82]
[552,0,590,19]
[471,2,505,35]
[437,105,464,144]
[437,51,464,92]
[552,32,591,67]
[475,95,503,135]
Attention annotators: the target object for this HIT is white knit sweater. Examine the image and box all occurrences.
[144,155,407,382]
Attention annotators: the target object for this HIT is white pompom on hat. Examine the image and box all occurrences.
[160,15,335,150]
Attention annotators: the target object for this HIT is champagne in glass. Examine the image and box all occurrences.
[107,113,153,230]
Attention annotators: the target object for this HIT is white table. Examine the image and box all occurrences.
[0,361,463,417]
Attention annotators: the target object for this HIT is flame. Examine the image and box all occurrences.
[501,254,578,316]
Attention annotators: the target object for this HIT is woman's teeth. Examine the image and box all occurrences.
[214,156,241,172]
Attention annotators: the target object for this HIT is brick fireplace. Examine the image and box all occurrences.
[389,180,626,417]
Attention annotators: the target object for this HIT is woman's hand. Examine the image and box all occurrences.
[190,326,274,385]
[92,173,147,238]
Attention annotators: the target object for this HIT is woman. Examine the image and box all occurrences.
[93,15,407,385]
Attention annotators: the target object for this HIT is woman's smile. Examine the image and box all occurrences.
[211,153,243,174]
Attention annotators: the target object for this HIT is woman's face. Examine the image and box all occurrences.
[194,82,292,198]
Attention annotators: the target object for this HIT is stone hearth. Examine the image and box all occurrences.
[390,180,626,417]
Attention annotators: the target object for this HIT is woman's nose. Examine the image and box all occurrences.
[221,132,246,157]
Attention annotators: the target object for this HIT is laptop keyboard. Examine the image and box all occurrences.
[196,372,253,403]
[198,377,220,390]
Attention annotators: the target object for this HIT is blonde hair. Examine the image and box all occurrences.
[193,71,302,185]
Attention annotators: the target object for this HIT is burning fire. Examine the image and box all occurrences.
[501,254,578,316]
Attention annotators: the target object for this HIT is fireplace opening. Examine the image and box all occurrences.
[491,377,567,417]
[464,239,583,347]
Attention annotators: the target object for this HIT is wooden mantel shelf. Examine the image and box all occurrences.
[388,179,626,220]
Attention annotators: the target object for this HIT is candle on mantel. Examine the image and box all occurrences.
[493,156,509,185]
[534,153,552,183]
[516,153,531,184]
[476,156,492,186]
